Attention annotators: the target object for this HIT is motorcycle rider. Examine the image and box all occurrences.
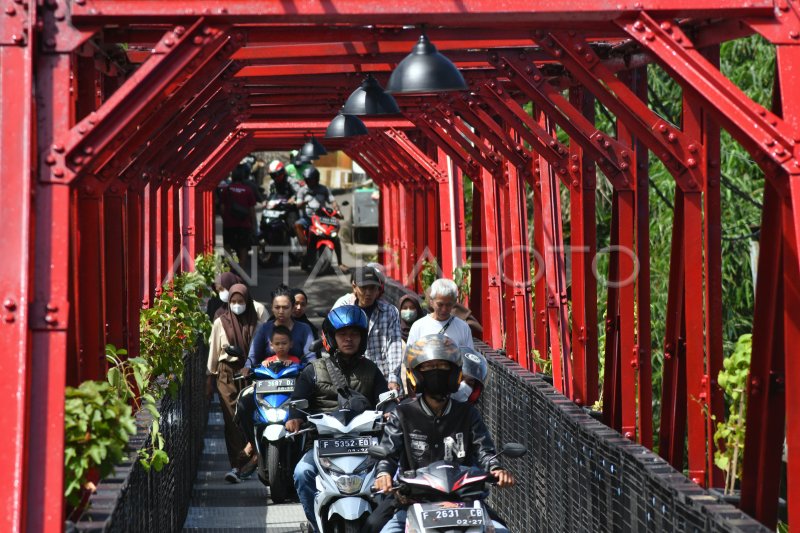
[294,165,345,270]
[451,347,489,404]
[286,305,389,532]
[372,335,515,533]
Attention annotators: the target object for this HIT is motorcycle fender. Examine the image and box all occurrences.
[315,240,334,250]
[264,424,285,442]
[327,497,371,521]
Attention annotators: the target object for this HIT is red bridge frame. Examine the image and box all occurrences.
[0,1,798,530]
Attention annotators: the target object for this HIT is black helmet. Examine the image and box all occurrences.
[303,165,320,184]
[321,305,369,358]
[405,334,462,395]
[460,347,488,402]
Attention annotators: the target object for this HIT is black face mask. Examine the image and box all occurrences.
[421,369,454,398]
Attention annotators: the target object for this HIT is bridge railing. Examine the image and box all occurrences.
[73,344,207,532]
[475,342,767,533]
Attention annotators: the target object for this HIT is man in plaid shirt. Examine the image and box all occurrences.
[332,266,403,391]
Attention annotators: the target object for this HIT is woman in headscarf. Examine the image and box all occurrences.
[398,294,424,343]
[206,283,265,483]
[208,271,268,322]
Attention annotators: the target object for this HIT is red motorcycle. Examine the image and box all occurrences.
[302,201,347,274]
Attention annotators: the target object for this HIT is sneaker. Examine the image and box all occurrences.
[224,468,242,483]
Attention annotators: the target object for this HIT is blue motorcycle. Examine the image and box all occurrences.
[250,362,304,502]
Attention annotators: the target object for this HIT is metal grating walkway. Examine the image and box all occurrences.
[182,399,307,532]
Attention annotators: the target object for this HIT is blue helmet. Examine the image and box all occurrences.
[321,305,369,357]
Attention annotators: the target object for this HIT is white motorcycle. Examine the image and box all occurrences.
[297,389,398,533]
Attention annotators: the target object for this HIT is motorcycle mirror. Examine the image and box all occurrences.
[376,389,399,409]
[341,200,350,206]
[309,338,323,353]
[290,399,309,410]
[368,445,390,460]
[500,442,528,458]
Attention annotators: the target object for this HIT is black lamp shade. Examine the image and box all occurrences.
[293,153,312,166]
[342,74,400,115]
[386,34,468,94]
[325,113,368,138]
[300,137,327,160]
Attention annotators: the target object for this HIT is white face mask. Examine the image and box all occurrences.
[451,381,473,403]
[230,303,246,315]
[400,309,417,322]
[219,289,230,303]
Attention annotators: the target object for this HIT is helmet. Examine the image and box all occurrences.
[268,160,286,181]
[459,347,488,402]
[405,335,462,395]
[303,165,320,184]
[321,305,369,357]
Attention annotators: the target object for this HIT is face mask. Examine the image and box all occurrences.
[400,309,417,322]
[230,303,246,315]
[219,290,230,303]
[421,369,455,397]
[451,381,473,403]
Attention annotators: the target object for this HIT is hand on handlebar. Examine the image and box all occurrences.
[239,367,250,378]
[490,468,516,488]
[285,418,303,433]
[372,473,395,493]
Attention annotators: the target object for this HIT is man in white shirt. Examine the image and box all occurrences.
[406,278,475,350]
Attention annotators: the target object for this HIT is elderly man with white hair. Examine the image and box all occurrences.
[406,278,475,350]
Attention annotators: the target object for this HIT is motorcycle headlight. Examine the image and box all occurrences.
[265,408,287,424]
[334,474,364,495]
[318,456,345,475]
[330,231,338,238]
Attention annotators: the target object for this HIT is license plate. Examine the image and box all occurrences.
[318,436,377,456]
[255,378,295,394]
[318,216,340,226]
[263,210,282,218]
[420,505,485,528]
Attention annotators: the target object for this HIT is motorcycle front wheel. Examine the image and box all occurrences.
[316,247,333,275]
[267,442,290,503]
[329,517,361,533]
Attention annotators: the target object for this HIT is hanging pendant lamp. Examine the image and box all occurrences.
[342,74,400,115]
[386,33,467,94]
[325,111,369,138]
[300,136,327,160]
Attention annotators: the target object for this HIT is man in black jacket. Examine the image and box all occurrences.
[287,305,388,532]
[370,335,515,533]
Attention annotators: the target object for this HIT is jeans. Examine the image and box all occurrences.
[379,508,509,533]
[294,450,319,531]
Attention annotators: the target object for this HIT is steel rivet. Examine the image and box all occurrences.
[53,167,64,178]
[75,0,85,4]
[3,299,16,311]
[572,178,579,185]
[193,36,203,45]
[44,313,58,325]
[791,30,800,39]
[687,158,697,168]
[633,21,645,31]
[667,133,677,142]
[5,5,16,15]
[4,314,13,323]
[533,74,542,82]
[645,32,655,41]
[11,34,24,44]
[77,125,86,134]
[45,155,56,165]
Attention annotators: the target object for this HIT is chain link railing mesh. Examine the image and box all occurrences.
[75,344,208,532]
[474,340,768,533]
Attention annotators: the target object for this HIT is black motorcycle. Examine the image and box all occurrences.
[258,198,302,267]
[369,443,527,532]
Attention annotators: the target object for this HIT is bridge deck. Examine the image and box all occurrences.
[182,398,307,532]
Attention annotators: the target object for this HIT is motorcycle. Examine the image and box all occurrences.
[295,389,399,533]
[247,363,307,503]
[302,199,348,275]
[368,443,527,533]
[258,198,302,267]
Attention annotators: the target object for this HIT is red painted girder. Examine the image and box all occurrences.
[740,181,786,529]
[424,105,503,175]
[232,41,539,60]
[242,118,414,130]
[539,31,704,191]
[384,129,447,183]
[658,189,687,468]
[51,21,232,184]
[567,86,599,406]
[104,25,624,46]
[406,111,485,177]
[493,55,635,189]
[247,93,349,106]
[445,94,530,170]
[71,0,771,25]
[620,13,799,184]
[602,192,623,429]
[0,32,35,533]
[779,43,800,533]
[237,61,491,78]
[191,132,252,189]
